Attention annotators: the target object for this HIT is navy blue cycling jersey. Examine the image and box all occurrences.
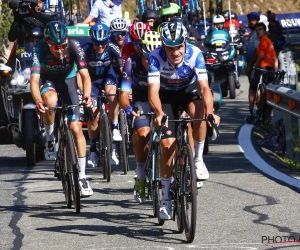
[82,42,122,80]
[121,53,148,92]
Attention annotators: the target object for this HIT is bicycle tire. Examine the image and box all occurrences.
[119,111,129,174]
[181,143,197,243]
[24,110,36,166]
[174,157,184,233]
[102,114,111,182]
[58,128,71,208]
[153,143,165,226]
[66,129,80,213]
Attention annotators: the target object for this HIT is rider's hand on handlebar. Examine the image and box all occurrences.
[35,101,47,113]
[206,113,220,127]
[154,112,168,129]
[82,96,93,108]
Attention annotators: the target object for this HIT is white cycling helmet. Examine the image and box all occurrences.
[213,15,225,24]
[110,18,128,32]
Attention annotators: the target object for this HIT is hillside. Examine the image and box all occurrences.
[79,0,300,21]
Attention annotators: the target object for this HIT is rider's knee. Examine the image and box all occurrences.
[136,127,150,140]
[69,122,83,136]
[43,93,57,106]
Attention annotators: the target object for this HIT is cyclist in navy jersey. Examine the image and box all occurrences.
[148,22,220,219]
[120,31,161,203]
[83,23,123,167]
[31,21,93,197]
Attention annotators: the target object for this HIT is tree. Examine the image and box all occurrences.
[0,0,14,54]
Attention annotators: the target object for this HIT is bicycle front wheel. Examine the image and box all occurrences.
[58,128,71,208]
[66,129,80,213]
[181,143,197,243]
[101,114,112,182]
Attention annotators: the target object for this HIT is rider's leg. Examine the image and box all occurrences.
[40,82,58,161]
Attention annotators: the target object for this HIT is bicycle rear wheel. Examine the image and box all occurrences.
[119,110,129,174]
[174,158,184,233]
[181,144,197,243]
[101,114,112,182]
[57,128,71,208]
[66,129,80,213]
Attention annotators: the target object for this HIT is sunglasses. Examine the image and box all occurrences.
[48,43,68,51]
[93,39,108,46]
[112,31,127,37]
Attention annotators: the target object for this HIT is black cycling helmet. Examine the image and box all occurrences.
[142,9,158,22]
[170,17,189,32]
[27,27,44,39]
[223,10,237,19]
[44,21,68,45]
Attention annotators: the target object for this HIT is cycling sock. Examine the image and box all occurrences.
[194,140,205,162]
[78,157,86,180]
[44,123,55,141]
[161,177,172,200]
[136,162,145,180]
[90,138,97,152]
[112,121,118,130]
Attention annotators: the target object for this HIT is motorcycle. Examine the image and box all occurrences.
[205,29,237,99]
[0,42,45,166]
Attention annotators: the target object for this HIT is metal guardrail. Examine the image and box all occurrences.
[267,84,300,160]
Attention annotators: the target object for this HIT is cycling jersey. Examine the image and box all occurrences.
[121,53,148,92]
[122,42,137,66]
[82,42,122,81]
[31,38,87,79]
[257,35,277,68]
[148,44,208,91]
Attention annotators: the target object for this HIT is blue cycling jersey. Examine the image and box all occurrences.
[148,44,208,91]
[82,42,122,81]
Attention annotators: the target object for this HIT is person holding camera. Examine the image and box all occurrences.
[8,0,55,42]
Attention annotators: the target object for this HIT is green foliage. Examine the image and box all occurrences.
[0,0,14,53]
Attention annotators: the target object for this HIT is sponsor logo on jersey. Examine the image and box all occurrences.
[15,47,25,55]
[162,67,173,71]
[45,64,72,69]
[178,65,192,77]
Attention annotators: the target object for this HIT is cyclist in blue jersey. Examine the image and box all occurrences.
[83,23,123,167]
[148,22,220,219]
[120,31,161,203]
[30,21,93,197]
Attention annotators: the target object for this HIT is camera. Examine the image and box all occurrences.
[9,0,38,15]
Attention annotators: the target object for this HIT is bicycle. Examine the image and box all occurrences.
[246,67,285,125]
[118,108,130,174]
[51,103,93,213]
[168,114,219,242]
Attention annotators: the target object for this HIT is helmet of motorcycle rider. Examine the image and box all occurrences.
[213,15,225,24]
[44,21,68,45]
[223,10,238,20]
[160,3,181,21]
[160,22,187,47]
[142,9,159,23]
[139,31,161,57]
[90,22,110,42]
[246,12,260,20]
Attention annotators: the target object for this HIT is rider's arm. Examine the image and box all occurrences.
[194,51,214,115]
[119,57,132,110]
[148,55,163,116]
[30,43,43,104]
[110,43,123,72]
[70,39,92,98]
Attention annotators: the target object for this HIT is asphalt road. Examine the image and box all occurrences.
[1,76,300,250]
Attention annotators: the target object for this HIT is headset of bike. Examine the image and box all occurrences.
[148,21,220,219]
[120,31,161,204]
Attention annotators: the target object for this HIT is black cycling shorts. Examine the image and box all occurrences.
[39,76,84,122]
[132,89,152,130]
[249,66,275,92]
[159,81,202,140]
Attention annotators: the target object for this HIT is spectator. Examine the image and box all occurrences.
[77,0,124,26]
[268,13,283,42]
[258,10,268,31]
[66,3,83,25]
